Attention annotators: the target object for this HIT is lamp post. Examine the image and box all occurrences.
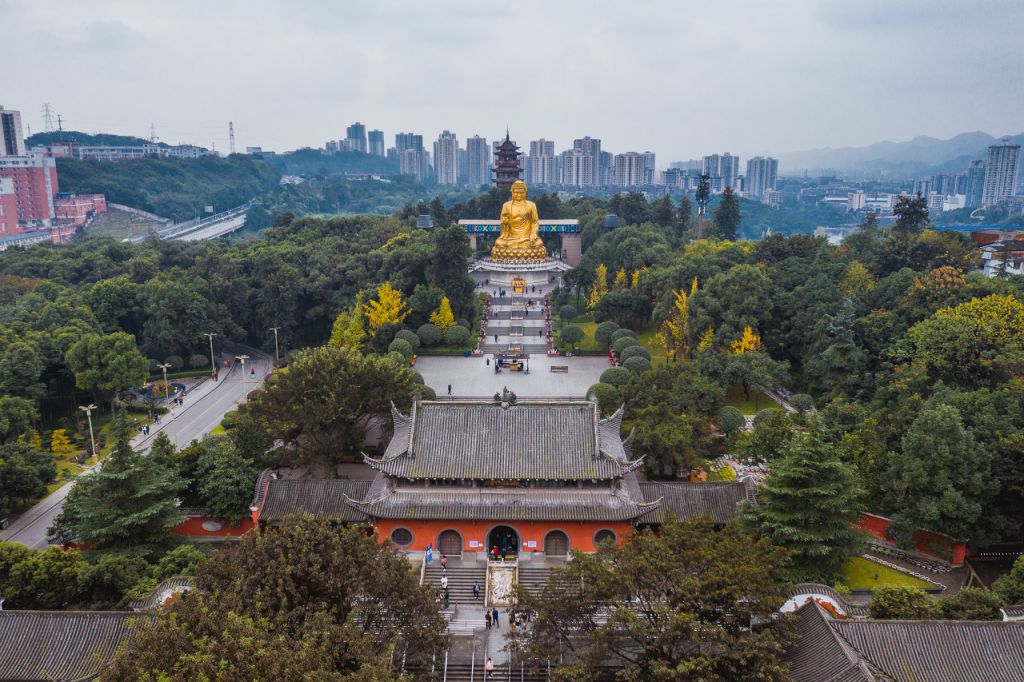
[79,404,98,464]
[268,327,280,364]
[235,354,250,384]
[156,362,172,413]
[204,332,217,380]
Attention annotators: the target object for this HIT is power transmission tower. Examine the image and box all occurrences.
[228,122,235,155]
[149,123,157,143]
[41,103,55,132]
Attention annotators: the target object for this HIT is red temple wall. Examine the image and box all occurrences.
[857,512,968,566]
[373,518,633,554]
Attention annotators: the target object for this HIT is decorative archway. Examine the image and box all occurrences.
[438,529,463,556]
[487,525,520,557]
[544,530,569,556]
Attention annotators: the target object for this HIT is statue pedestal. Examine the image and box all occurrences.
[470,258,571,290]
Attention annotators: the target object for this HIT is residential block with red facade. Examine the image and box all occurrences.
[0,177,17,235]
[0,151,59,228]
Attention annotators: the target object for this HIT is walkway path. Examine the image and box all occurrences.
[415,355,608,399]
[0,345,272,549]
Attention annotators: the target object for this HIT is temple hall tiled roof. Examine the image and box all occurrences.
[0,611,151,681]
[258,479,372,523]
[128,576,195,612]
[636,481,749,525]
[367,401,641,481]
[786,602,1024,682]
[346,483,655,521]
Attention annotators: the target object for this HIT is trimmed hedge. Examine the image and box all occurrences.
[189,354,209,369]
[790,393,815,413]
[594,321,620,345]
[559,305,578,322]
[622,356,652,373]
[612,336,640,355]
[388,338,414,359]
[610,329,638,344]
[754,407,782,426]
[395,329,421,349]
[417,323,443,347]
[587,382,621,411]
[619,345,651,362]
[600,367,633,387]
[445,325,471,346]
[165,355,184,371]
[717,406,746,436]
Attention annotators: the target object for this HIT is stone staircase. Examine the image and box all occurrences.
[516,565,551,596]
[425,563,487,606]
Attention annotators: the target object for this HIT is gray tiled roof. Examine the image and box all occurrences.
[1004,604,1024,620]
[128,576,195,612]
[0,611,151,681]
[258,479,372,522]
[367,401,640,481]
[347,482,654,521]
[833,619,1024,682]
[786,603,876,682]
[636,481,749,524]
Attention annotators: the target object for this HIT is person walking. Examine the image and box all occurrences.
[473,581,481,600]
[440,555,448,569]
[440,575,448,589]
[485,657,494,678]
[485,611,492,629]
[491,607,499,628]
[447,384,452,396]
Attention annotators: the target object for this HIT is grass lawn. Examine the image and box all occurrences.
[634,325,668,366]
[724,385,774,415]
[840,556,934,590]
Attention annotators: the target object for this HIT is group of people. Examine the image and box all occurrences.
[490,545,514,561]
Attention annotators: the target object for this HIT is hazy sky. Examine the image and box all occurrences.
[2,0,1022,162]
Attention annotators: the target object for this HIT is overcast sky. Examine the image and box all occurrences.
[1,0,1021,162]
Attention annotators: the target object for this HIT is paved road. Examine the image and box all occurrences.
[178,213,247,241]
[0,347,272,550]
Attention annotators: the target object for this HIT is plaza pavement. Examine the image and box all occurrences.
[414,355,610,399]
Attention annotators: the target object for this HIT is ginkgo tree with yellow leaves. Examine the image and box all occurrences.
[657,288,690,361]
[588,264,609,310]
[730,326,762,354]
[363,281,410,333]
[429,297,456,333]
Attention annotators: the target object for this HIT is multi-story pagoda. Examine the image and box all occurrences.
[492,132,522,191]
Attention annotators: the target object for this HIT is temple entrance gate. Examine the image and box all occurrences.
[487,525,519,557]
[544,530,569,556]
[438,529,463,556]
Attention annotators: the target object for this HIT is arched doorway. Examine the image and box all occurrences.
[544,530,569,556]
[487,525,519,558]
[438,529,463,556]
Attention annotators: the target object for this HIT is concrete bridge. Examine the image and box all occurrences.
[458,219,582,267]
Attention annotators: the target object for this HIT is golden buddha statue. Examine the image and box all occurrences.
[491,180,547,263]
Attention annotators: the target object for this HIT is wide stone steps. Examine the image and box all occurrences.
[425,565,486,605]
[483,344,549,354]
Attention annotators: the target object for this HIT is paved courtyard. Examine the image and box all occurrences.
[414,355,610,399]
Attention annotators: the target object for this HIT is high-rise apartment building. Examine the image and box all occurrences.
[0,152,59,225]
[965,160,985,208]
[433,130,459,186]
[560,149,595,188]
[524,139,556,186]
[345,122,367,154]
[981,140,1021,207]
[613,152,647,187]
[395,133,424,155]
[0,177,18,234]
[466,136,490,188]
[703,153,739,191]
[0,107,26,157]
[529,139,555,158]
[642,152,656,185]
[400,149,431,183]
[368,130,385,157]
[745,156,779,200]
[572,137,602,187]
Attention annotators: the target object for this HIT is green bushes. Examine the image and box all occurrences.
[622,356,652,373]
[600,367,633,388]
[445,325,471,346]
[388,338,414,359]
[610,329,637,344]
[612,336,640,355]
[717,406,746,436]
[587,383,621,411]
[790,393,815,413]
[560,326,584,347]
[559,305,578,322]
[619,345,650,363]
[417,323,442,347]
[395,329,421,350]
[595,321,620,345]
[164,355,184,371]
[189,354,209,369]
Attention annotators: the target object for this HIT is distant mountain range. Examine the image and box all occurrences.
[777,131,1024,177]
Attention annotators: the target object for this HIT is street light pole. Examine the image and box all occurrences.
[204,333,217,380]
[79,404,98,464]
[156,362,172,414]
[235,354,250,384]
[268,327,280,364]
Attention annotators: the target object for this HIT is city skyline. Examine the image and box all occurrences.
[1,1,1021,160]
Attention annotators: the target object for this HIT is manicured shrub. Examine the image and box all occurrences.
[754,407,783,426]
[717,406,746,436]
[587,383,621,411]
[189,354,209,369]
[395,329,421,350]
[622,356,652,373]
[445,325,471,346]
[457,318,471,330]
[600,367,633,387]
[388,338,414,359]
[610,329,637,344]
[594,321,620,345]
[559,305,578,322]
[416,323,443,347]
[619,345,651,362]
[790,393,815,413]
[164,355,184,371]
[416,386,438,400]
[560,326,584,347]
[612,336,640,356]
[410,371,425,385]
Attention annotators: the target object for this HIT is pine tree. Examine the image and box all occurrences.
[363,281,410,332]
[50,411,185,549]
[746,432,864,582]
[712,187,742,241]
[328,291,367,351]
[49,429,75,457]
[429,296,456,333]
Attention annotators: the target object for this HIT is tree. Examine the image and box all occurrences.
[594,320,620,346]
[906,294,1024,388]
[0,442,57,515]
[593,288,652,329]
[560,325,583,350]
[363,281,410,332]
[65,332,149,412]
[690,264,773,347]
[0,544,91,609]
[613,267,629,288]
[518,518,791,681]
[736,409,794,462]
[195,438,260,522]
[49,429,75,456]
[712,187,742,240]
[49,411,184,549]
[429,296,456,333]
[886,404,995,546]
[838,261,876,300]
[388,338,414,359]
[730,326,762,354]
[657,288,690,361]
[444,325,470,346]
[650,195,675,228]
[717,406,746,437]
[746,433,863,582]
[940,587,1002,620]
[587,382,621,411]
[993,555,1024,605]
[416,323,443,347]
[891,194,930,236]
[0,396,37,442]
[246,346,423,463]
[559,305,578,326]
[587,263,609,310]
[327,291,367,351]
[105,518,447,679]
[721,351,789,402]
[869,587,941,619]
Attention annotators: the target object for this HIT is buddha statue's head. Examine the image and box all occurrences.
[511,180,527,201]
